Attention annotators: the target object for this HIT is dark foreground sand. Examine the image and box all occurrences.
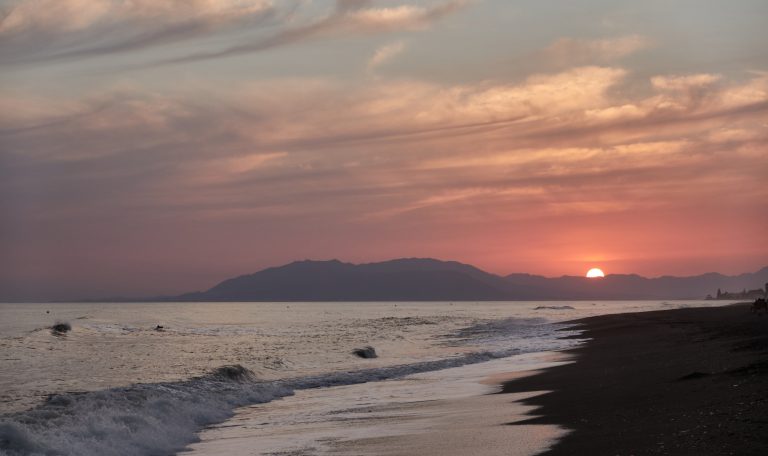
[503,303,768,455]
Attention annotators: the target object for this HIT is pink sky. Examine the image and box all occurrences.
[1,1,766,299]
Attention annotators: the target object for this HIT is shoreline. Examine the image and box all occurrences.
[502,303,768,455]
[1,300,750,455]
[187,352,572,456]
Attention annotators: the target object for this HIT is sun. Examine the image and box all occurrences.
[586,268,605,278]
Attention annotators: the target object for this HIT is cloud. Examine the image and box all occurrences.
[367,41,406,72]
[0,0,281,63]
[0,0,274,35]
[651,73,721,91]
[4,67,766,217]
[0,0,468,65]
[539,34,652,66]
[2,67,767,298]
[1,0,112,34]
[155,0,468,67]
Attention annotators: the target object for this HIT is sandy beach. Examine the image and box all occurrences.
[503,303,768,455]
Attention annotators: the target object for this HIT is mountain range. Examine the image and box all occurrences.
[168,258,768,302]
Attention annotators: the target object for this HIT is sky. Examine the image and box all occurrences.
[1,0,767,300]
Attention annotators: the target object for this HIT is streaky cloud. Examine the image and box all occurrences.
[0,0,287,64]
[0,0,468,66]
[541,34,652,65]
[148,0,469,67]
[2,68,766,299]
[367,41,406,72]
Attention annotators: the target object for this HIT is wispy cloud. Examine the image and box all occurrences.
[651,73,721,90]
[0,0,468,65]
[2,66,767,298]
[155,0,468,67]
[3,67,766,221]
[367,41,406,72]
[0,0,282,63]
[0,0,275,35]
[538,34,652,66]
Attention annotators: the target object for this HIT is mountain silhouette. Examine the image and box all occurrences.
[170,258,768,301]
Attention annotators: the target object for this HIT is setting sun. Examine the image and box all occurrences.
[586,268,605,278]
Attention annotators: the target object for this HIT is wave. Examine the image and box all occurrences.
[0,365,293,456]
[448,317,552,344]
[0,344,551,456]
[0,316,584,456]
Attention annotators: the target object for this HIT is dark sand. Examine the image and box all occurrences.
[502,303,768,455]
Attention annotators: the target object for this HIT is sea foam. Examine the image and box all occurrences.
[0,346,543,456]
[0,366,292,456]
[0,314,584,456]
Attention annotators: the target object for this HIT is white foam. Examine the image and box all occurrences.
[0,334,581,456]
[0,367,293,456]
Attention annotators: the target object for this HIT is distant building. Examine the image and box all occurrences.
[708,285,767,300]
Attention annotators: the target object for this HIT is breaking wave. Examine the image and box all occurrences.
[0,365,292,456]
[0,345,544,456]
[0,315,585,456]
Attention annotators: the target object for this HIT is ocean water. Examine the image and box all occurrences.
[0,300,727,456]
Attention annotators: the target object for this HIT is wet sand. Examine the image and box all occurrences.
[503,303,768,455]
[187,352,573,456]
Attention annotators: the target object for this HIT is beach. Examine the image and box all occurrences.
[503,303,768,455]
[2,300,761,455]
[261,302,768,456]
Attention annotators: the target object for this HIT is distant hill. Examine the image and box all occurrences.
[169,258,768,301]
[175,259,511,301]
[504,269,768,300]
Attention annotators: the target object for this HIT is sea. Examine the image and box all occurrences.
[0,300,728,456]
